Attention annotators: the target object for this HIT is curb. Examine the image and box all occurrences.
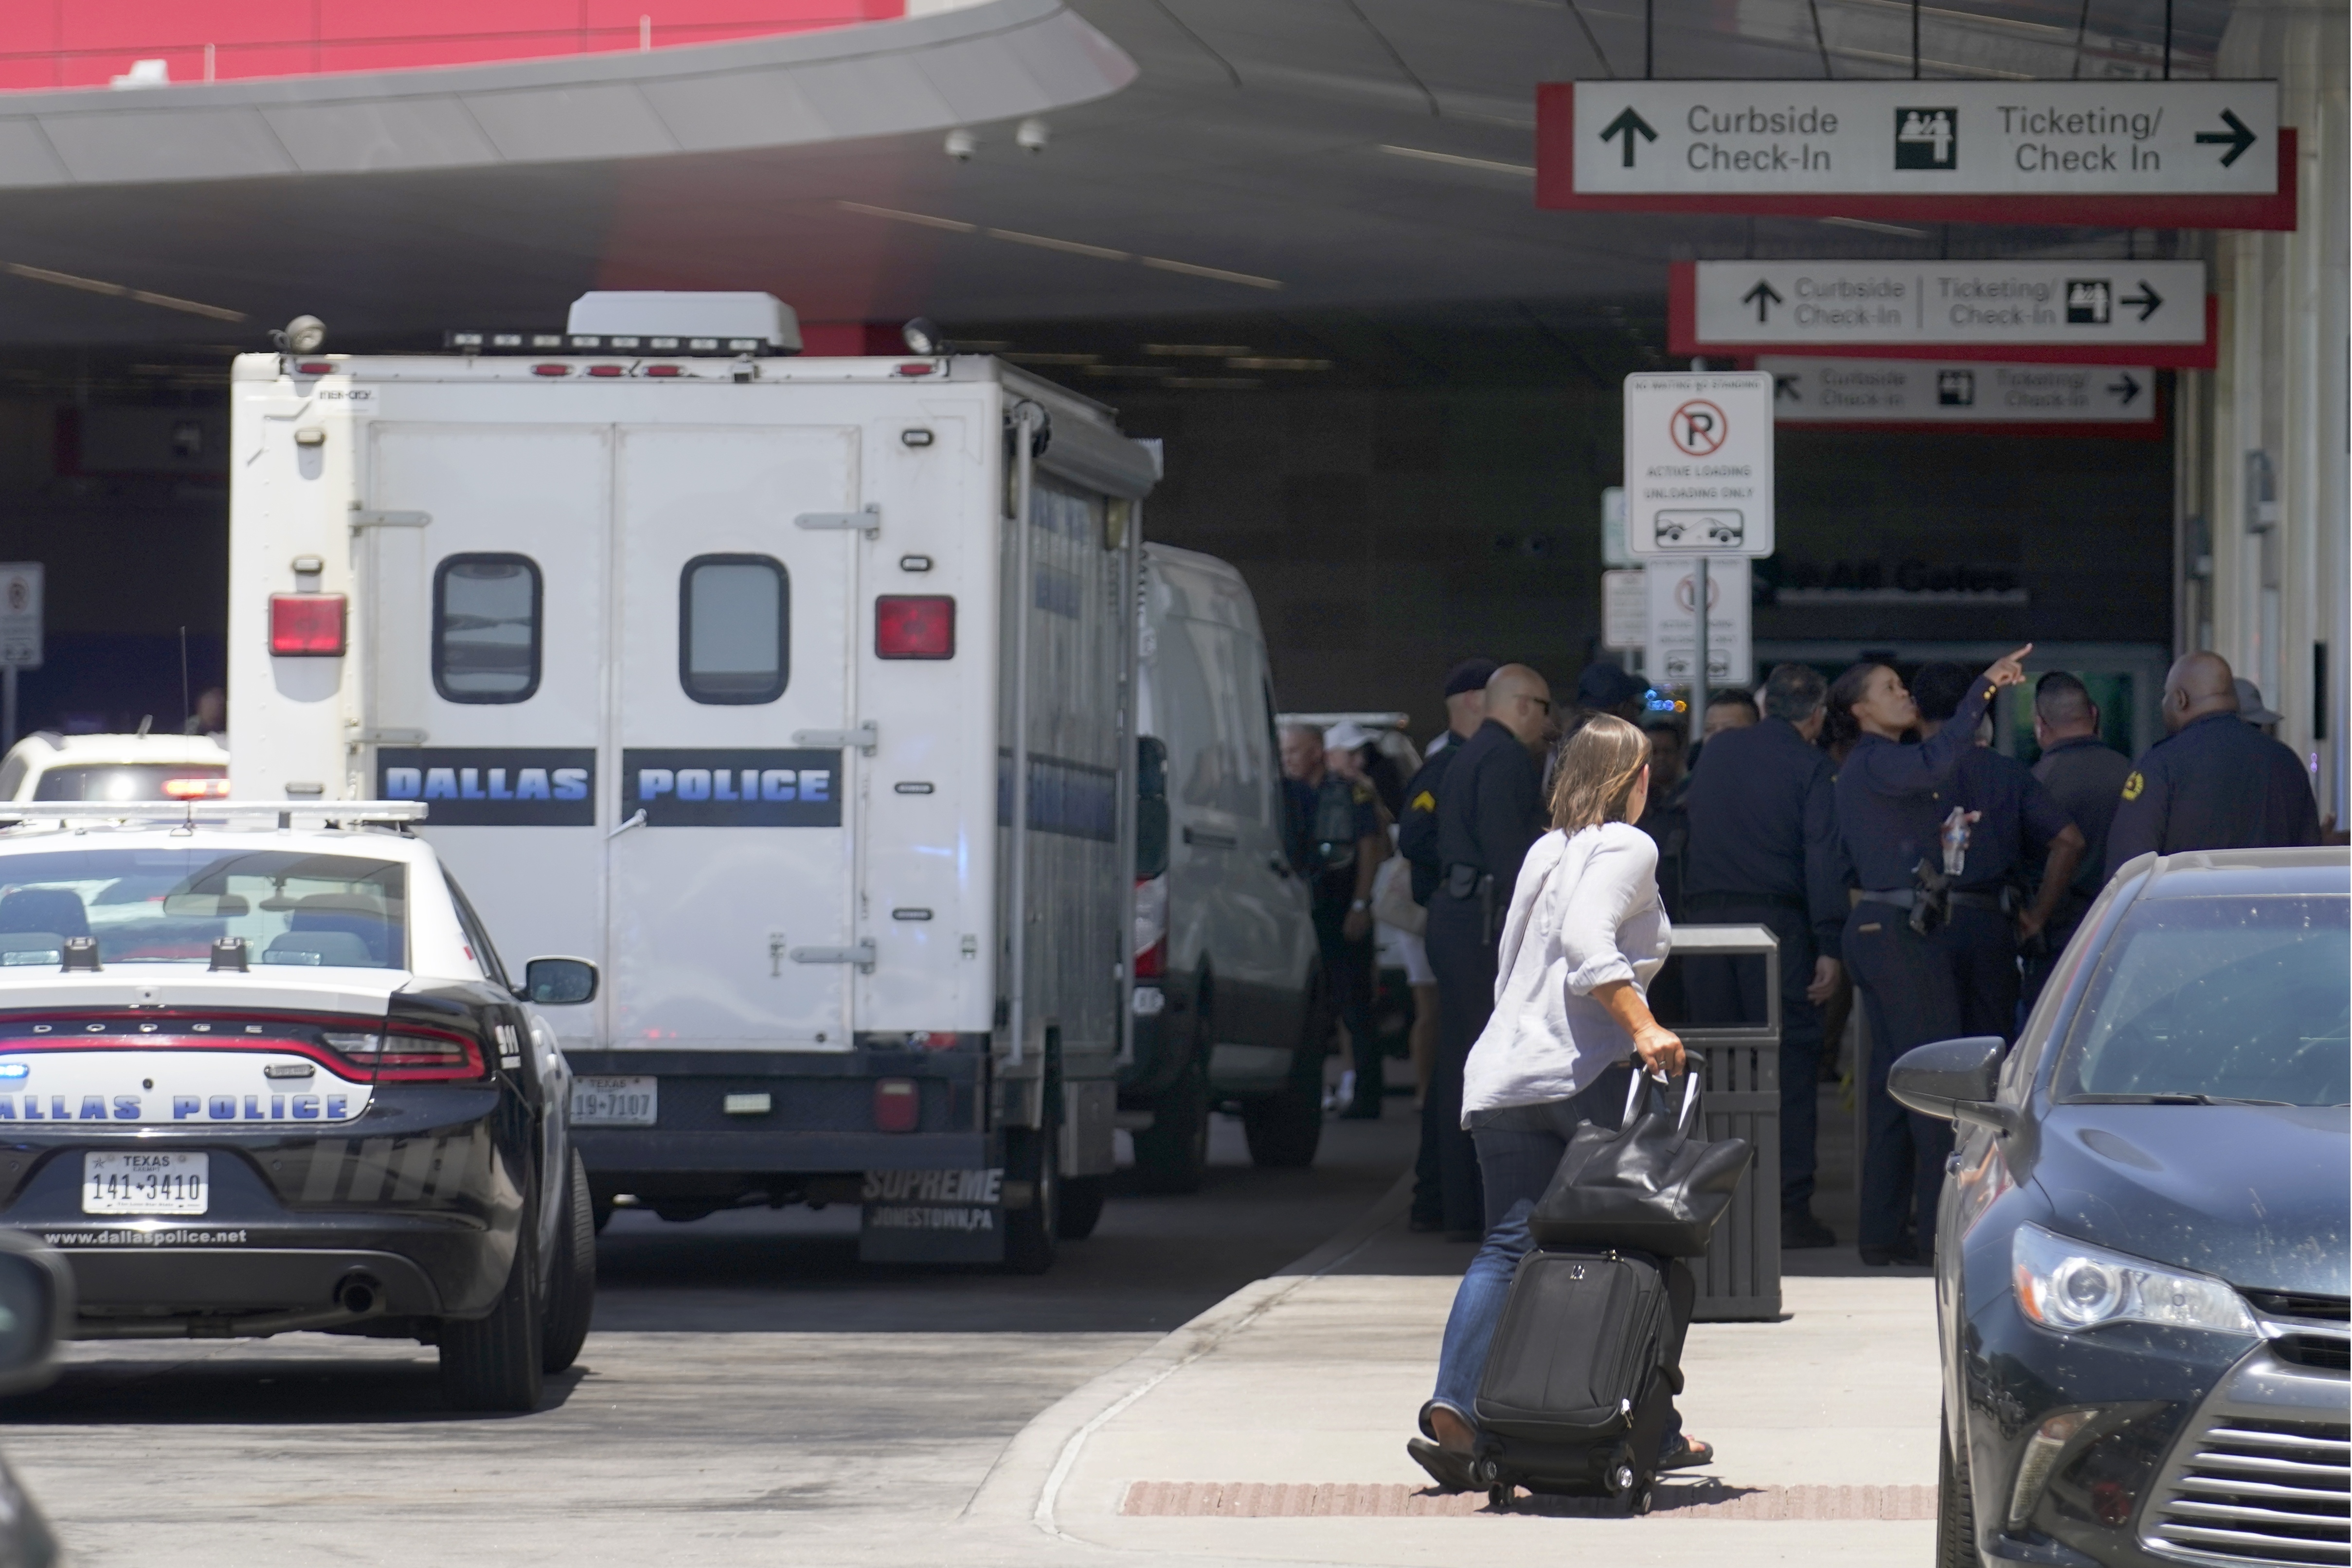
[959,1166,1419,1541]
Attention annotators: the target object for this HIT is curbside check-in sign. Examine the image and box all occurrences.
[1536,80,2291,230]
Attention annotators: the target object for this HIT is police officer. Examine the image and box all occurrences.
[1681,662,1850,1250]
[1823,644,2030,1266]
[2106,652,2322,877]
[1423,663,1553,1240]
[2024,672,2133,1006]
[1908,663,2084,1043]
[1279,723,1388,1120]
[1398,657,1497,1230]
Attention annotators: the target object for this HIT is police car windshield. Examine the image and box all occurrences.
[2054,895,2350,1108]
[0,848,406,970]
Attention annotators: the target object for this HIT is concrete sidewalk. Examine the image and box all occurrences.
[964,1174,1942,1566]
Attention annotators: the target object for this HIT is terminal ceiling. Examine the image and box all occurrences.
[0,0,2235,351]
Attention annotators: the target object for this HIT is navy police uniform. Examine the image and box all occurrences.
[1423,718,1545,1234]
[2028,734,2133,997]
[2105,712,2322,878]
[1833,674,1995,1261]
[1942,746,2073,1042]
[1680,716,1849,1223]
[1305,776,1385,1118]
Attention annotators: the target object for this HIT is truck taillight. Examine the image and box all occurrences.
[876,596,954,659]
[874,1078,919,1132]
[269,594,346,656]
[162,777,231,800]
[1133,873,1168,980]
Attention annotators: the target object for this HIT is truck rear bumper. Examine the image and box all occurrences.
[574,1129,990,1176]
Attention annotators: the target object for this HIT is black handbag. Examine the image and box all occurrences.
[1526,1069,1753,1258]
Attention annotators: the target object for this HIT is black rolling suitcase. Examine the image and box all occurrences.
[1469,1246,1693,1512]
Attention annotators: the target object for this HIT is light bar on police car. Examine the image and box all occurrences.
[444,331,791,356]
[0,801,429,824]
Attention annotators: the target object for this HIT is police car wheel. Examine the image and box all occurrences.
[540,1150,596,1375]
[438,1200,545,1412]
[1002,1125,1059,1274]
[1057,1175,1106,1240]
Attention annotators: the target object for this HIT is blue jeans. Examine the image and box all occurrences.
[1424,1060,1680,1447]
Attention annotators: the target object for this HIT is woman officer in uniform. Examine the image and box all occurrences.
[1824,644,2030,1266]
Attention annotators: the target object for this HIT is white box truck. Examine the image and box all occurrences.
[227,295,1159,1271]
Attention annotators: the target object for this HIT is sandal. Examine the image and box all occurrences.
[1657,1434,1714,1471]
[1406,1437,1478,1493]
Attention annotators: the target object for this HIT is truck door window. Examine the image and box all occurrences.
[433,554,542,704]
[680,555,788,704]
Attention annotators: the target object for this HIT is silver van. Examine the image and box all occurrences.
[1125,545,1324,1189]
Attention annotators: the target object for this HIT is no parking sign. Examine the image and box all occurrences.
[1622,373,1774,559]
[0,564,41,669]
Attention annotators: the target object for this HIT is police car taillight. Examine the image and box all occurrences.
[269,594,346,657]
[322,1027,485,1082]
[876,596,954,659]
[874,1078,919,1132]
[1133,873,1168,980]
[162,777,230,800]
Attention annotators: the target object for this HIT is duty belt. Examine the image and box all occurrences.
[1861,887,2007,913]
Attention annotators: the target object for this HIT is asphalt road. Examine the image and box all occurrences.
[3,1107,1419,1567]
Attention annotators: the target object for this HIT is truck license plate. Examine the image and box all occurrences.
[572,1076,657,1127]
[83,1152,209,1215]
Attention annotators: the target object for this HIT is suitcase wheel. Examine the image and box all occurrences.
[1475,1455,1504,1486]
[1626,1482,1654,1516]
[1487,1484,1513,1512]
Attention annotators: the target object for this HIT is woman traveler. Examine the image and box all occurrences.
[1825,646,2030,1267]
[1406,713,1707,1490]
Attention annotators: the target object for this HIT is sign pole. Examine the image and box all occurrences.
[1690,558,1709,748]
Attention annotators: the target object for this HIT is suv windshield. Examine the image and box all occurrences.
[31,764,228,802]
[0,848,406,970]
[2055,894,2349,1107]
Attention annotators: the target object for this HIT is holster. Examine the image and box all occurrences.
[1907,858,1952,937]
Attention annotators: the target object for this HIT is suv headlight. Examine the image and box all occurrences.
[2012,1222,2258,1336]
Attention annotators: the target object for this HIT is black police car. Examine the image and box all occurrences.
[1892,845,2348,1567]
[0,807,596,1411]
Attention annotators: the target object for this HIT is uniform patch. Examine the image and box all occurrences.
[2121,770,2145,801]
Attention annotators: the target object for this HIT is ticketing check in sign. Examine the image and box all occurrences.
[1537,81,2292,230]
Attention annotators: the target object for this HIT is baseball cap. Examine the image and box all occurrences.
[1576,662,1648,710]
[2234,678,2284,725]
[1324,720,1377,751]
[1442,658,1500,697]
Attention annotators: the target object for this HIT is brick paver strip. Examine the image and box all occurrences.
[1120,1481,1937,1519]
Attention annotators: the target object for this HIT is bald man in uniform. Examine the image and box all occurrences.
[2105,652,2322,878]
[1423,663,1554,1240]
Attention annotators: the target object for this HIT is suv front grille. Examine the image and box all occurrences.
[2146,1411,2352,1566]
[2245,1291,2352,1324]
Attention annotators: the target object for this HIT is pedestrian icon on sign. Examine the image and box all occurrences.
[1668,399,1728,457]
[1895,108,1957,170]
[2066,280,2113,325]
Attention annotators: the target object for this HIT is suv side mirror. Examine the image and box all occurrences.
[0,1230,72,1397]
[1889,1036,2015,1131]
[521,957,598,1006]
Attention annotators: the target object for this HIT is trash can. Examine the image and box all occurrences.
[1667,923,1782,1323]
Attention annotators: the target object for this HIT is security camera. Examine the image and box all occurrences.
[944,128,977,161]
[1015,118,1050,154]
[277,315,326,354]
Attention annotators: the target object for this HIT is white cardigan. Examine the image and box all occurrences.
[1461,821,1671,1123]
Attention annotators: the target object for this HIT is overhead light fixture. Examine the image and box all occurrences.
[1378,145,1536,177]
[1819,215,1933,239]
[1015,118,1050,154]
[944,128,977,161]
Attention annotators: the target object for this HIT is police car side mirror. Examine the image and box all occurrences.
[522,957,598,1006]
[1889,1036,2016,1132]
[0,1230,72,1396]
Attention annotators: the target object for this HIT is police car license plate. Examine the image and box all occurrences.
[83,1152,208,1215]
[572,1076,657,1127]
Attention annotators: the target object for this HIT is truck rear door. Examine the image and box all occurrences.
[608,425,861,1049]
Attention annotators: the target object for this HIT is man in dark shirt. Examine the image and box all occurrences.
[2026,672,2133,1004]
[1281,723,1388,1120]
[1910,664,2083,1044]
[1422,663,1553,1239]
[1682,662,1850,1249]
[2107,652,2322,877]
[1399,657,1495,1230]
